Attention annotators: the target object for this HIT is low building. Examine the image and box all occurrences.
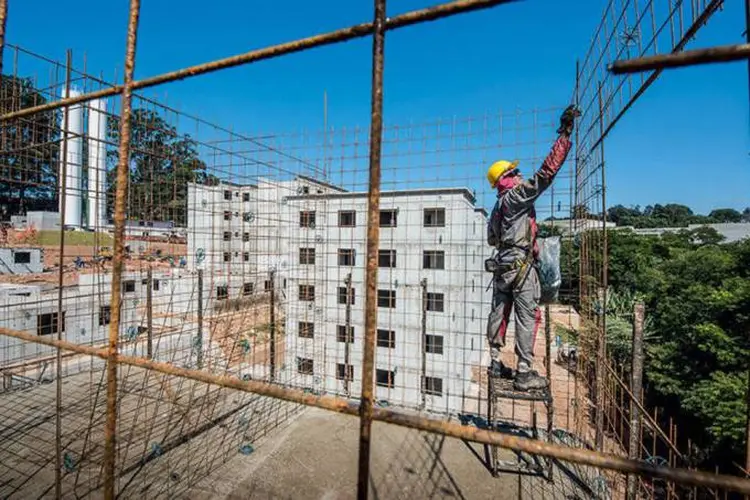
[10,211,60,231]
[0,247,44,274]
[0,270,196,370]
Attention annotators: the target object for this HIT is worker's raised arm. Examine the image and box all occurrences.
[513,135,572,201]
[511,105,579,203]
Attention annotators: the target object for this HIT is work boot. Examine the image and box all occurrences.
[487,360,514,379]
[513,370,549,391]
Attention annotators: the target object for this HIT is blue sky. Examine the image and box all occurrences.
[6,0,749,215]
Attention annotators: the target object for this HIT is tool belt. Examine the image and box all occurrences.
[485,245,535,290]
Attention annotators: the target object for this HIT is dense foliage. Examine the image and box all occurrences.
[607,203,750,228]
[562,225,750,470]
[0,75,60,215]
[106,108,219,225]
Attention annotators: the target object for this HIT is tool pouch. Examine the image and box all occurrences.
[484,257,500,274]
[485,255,514,275]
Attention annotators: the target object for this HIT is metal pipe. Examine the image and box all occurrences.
[627,302,645,500]
[2,325,750,494]
[357,0,386,498]
[0,0,520,123]
[104,1,141,497]
[610,43,750,74]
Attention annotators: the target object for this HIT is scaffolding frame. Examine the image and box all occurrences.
[0,0,749,498]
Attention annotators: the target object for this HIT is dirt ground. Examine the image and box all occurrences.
[205,305,285,371]
[0,228,187,286]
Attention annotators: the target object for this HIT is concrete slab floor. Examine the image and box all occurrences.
[185,407,549,500]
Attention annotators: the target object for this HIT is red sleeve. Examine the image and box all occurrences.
[509,135,573,205]
[539,135,572,179]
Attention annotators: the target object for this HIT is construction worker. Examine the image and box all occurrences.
[485,105,579,391]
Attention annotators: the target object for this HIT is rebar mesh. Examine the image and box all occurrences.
[0,0,747,498]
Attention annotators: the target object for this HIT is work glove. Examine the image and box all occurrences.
[557,104,581,137]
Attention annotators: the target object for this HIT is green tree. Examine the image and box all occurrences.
[106,108,217,225]
[0,75,60,214]
[563,226,750,469]
[708,208,743,223]
[607,204,641,225]
[651,203,693,226]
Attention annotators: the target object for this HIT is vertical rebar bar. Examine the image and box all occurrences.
[54,48,73,500]
[544,303,554,479]
[269,269,276,382]
[197,269,203,369]
[147,268,153,359]
[421,277,427,409]
[344,273,352,396]
[573,59,581,433]
[627,301,645,500]
[595,82,608,452]
[357,0,386,497]
[104,2,141,496]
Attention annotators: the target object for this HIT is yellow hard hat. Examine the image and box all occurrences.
[487,160,519,188]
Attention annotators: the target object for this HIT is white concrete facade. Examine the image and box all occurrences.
[281,188,490,415]
[186,176,345,294]
[10,211,61,231]
[0,248,44,274]
[0,268,221,367]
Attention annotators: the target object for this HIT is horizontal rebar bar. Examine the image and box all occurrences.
[1,325,750,495]
[0,0,519,123]
[610,43,750,74]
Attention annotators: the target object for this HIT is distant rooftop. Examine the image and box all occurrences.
[286,186,478,206]
[295,174,348,193]
[618,222,750,243]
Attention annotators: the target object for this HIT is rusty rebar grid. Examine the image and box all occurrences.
[0,0,744,496]
[1,325,750,494]
[0,0,520,123]
[585,0,724,153]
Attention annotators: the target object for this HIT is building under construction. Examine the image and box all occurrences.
[1,0,749,498]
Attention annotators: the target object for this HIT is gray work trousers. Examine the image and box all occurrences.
[486,265,541,371]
